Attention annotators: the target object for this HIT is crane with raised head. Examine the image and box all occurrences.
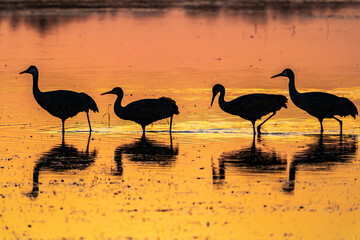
[271,68,358,134]
[19,65,98,135]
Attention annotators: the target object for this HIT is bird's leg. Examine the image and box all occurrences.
[86,111,92,132]
[257,112,276,135]
[169,115,173,133]
[251,121,256,135]
[141,125,146,137]
[333,117,343,135]
[318,118,324,134]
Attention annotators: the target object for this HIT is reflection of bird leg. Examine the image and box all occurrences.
[141,125,146,137]
[283,161,296,192]
[62,119,65,138]
[251,121,256,135]
[114,150,123,176]
[318,118,324,134]
[86,132,91,156]
[26,165,41,199]
[251,135,256,152]
[257,112,276,135]
[61,130,65,146]
[169,116,173,133]
[212,158,225,184]
[339,133,343,146]
[86,111,92,132]
[333,117,343,135]
[169,132,173,152]
[140,134,146,143]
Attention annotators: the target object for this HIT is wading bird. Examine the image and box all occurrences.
[211,84,287,135]
[101,87,179,136]
[19,65,98,135]
[271,69,358,134]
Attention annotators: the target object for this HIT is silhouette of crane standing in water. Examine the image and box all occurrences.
[20,66,99,135]
[101,87,179,137]
[271,69,358,134]
[211,84,287,135]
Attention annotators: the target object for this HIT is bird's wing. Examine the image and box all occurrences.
[227,94,285,118]
[41,90,88,118]
[124,99,174,124]
[299,92,341,117]
[300,92,358,118]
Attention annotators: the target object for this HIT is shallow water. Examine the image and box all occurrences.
[0,6,360,239]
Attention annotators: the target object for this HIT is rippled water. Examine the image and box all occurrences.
[0,6,360,239]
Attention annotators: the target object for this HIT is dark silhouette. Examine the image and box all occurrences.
[283,135,357,192]
[211,84,287,135]
[271,69,358,134]
[114,135,178,168]
[101,87,179,137]
[26,134,97,199]
[20,66,99,136]
[213,136,286,185]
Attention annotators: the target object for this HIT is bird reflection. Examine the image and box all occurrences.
[213,137,286,185]
[283,135,357,192]
[26,134,97,199]
[113,135,178,173]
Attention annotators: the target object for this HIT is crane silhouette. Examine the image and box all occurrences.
[271,69,358,134]
[211,84,287,135]
[101,87,179,136]
[19,66,99,135]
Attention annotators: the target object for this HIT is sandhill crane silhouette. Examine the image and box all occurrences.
[19,65,98,135]
[101,87,179,137]
[271,69,358,134]
[211,84,287,135]
[25,134,97,199]
[282,135,357,192]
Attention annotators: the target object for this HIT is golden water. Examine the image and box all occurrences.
[0,7,360,239]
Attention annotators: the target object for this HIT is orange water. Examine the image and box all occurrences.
[0,8,360,239]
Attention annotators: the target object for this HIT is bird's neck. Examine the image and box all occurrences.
[114,94,124,116]
[288,74,300,101]
[217,90,228,111]
[32,71,42,97]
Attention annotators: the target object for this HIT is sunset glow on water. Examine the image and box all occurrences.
[0,6,360,239]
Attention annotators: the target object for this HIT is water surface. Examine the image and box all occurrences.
[0,6,360,239]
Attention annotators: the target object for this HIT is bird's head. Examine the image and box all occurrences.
[20,65,38,75]
[101,87,124,96]
[271,68,294,79]
[211,84,225,107]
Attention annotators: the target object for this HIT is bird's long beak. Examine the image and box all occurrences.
[210,94,216,107]
[19,69,28,75]
[271,73,282,78]
[101,90,113,96]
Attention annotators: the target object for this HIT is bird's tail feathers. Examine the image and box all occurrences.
[159,97,179,115]
[272,95,288,109]
[339,97,358,119]
[79,93,99,113]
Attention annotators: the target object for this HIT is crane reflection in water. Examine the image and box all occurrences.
[26,134,97,199]
[112,135,178,175]
[283,135,357,192]
[213,136,287,185]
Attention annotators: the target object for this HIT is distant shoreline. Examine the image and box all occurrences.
[1,0,360,10]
